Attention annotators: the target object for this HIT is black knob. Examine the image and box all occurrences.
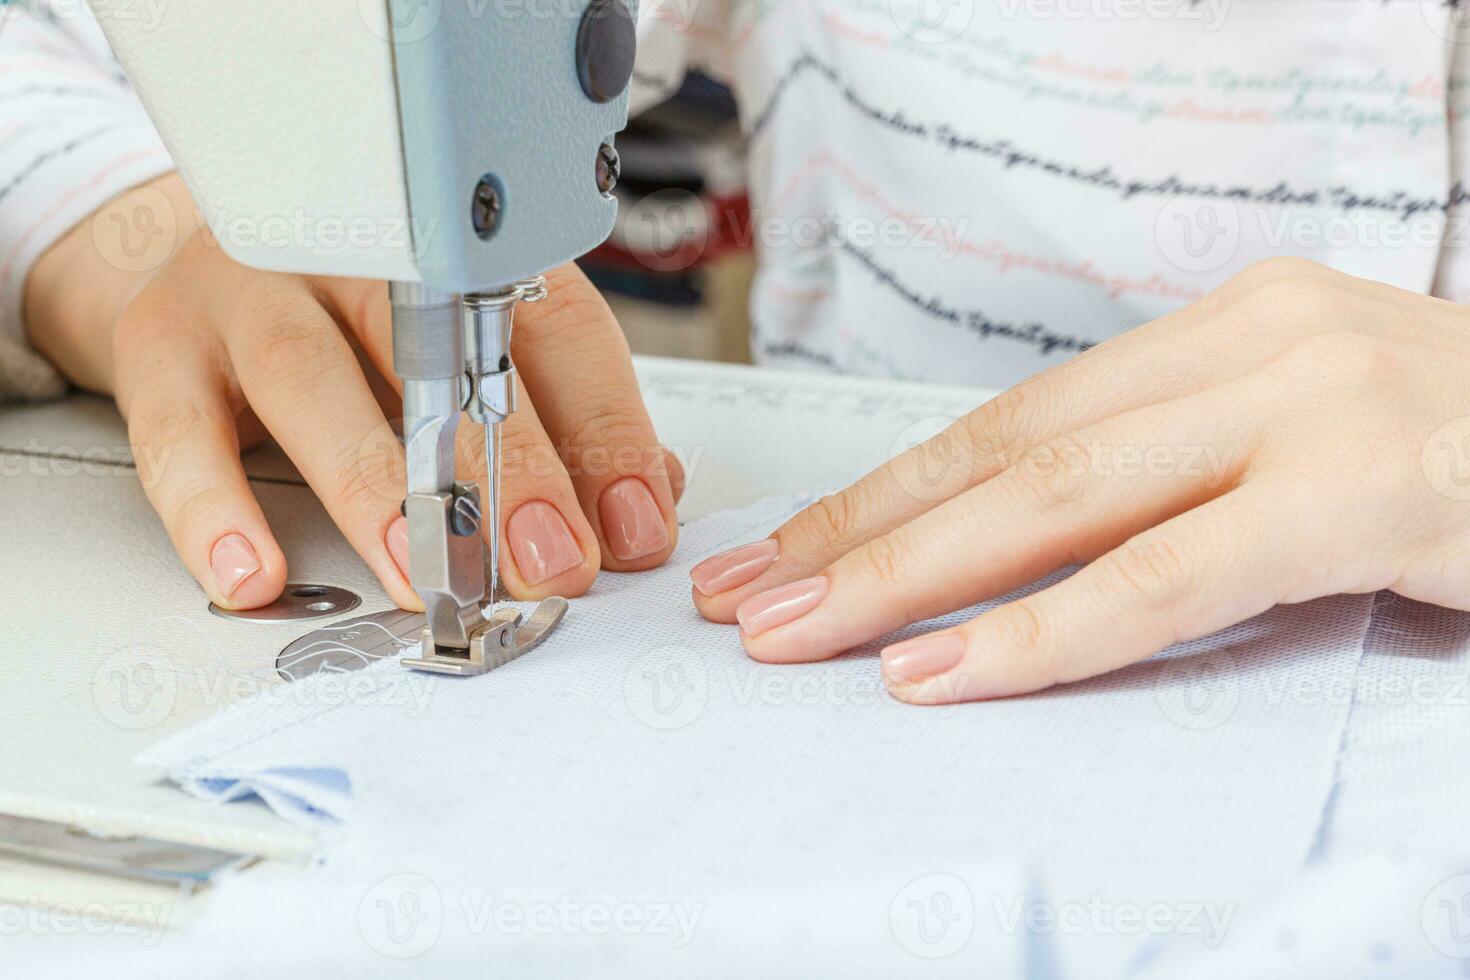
[576,0,636,104]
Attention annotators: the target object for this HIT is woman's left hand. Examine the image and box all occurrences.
[688,258,1470,704]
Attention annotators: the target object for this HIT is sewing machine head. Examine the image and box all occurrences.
[93,0,637,669]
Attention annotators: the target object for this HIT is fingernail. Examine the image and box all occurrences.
[736,576,829,637]
[386,515,410,581]
[599,477,670,561]
[210,533,261,598]
[882,633,966,684]
[690,539,779,596]
[508,501,584,585]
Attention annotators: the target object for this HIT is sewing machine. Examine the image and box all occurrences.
[93,0,637,672]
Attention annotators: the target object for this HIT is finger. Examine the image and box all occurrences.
[455,373,600,599]
[510,263,679,571]
[313,278,398,392]
[733,388,1257,665]
[114,312,287,609]
[663,447,687,505]
[689,259,1341,621]
[219,279,417,608]
[881,483,1310,705]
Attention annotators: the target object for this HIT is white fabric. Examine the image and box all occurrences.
[126,495,1389,977]
[1319,593,1470,860]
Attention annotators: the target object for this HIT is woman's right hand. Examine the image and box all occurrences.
[25,173,683,611]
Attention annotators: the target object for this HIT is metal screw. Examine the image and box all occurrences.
[596,143,620,196]
[450,493,481,537]
[472,175,502,240]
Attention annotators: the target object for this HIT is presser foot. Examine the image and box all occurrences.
[402,596,570,677]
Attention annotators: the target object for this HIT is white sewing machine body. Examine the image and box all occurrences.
[91,0,628,291]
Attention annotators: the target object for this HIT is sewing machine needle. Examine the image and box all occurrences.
[486,420,502,606]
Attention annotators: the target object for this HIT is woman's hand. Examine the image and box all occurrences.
[690,257,1470,704]
[26,174,681,610]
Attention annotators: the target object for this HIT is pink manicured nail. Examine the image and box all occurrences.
[599,477,669,561]
[210,533,261,599]
[690,540,779,596]
[882,633,966,684]
[508,501,584,585]
[386,515,411,581]
[736,576,829,637]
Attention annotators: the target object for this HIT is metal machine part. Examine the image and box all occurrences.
[276,607,424,680]
[391,278,567,672]
[0,814,255,887]
[276,601,568,681]
[402,597,569,677]
[207,584,362,623]
[464,276,546,602]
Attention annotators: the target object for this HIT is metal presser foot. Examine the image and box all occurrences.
[390,278,568,678]
[402,596,569,677]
